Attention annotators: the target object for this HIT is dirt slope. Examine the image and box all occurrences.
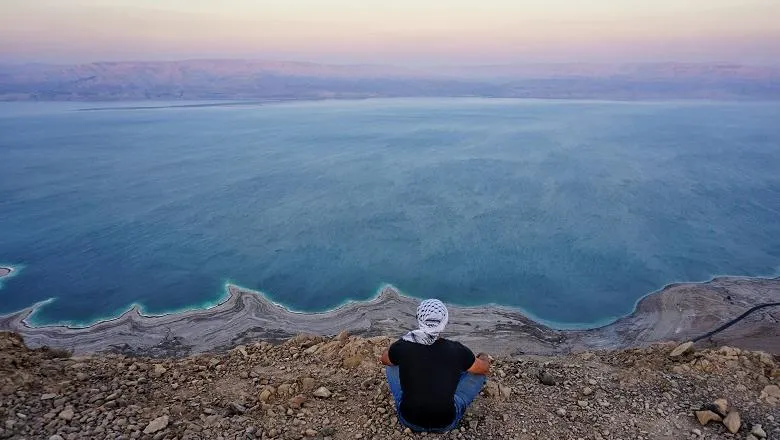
[1,332,778,440]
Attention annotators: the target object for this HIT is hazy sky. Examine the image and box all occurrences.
[1,0,779,65]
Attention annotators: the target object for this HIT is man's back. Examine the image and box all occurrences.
[388,338,475,428]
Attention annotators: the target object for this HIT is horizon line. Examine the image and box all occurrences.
[2,57,780,69]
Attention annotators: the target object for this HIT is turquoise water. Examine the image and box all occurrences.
[0,99,778,328]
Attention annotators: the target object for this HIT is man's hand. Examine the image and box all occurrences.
[477,352,493,362]
[379,349,394,366]
[468,352,491,375]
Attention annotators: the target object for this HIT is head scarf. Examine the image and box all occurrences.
[402,299,449,345]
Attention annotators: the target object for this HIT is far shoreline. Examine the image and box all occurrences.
[4,96,778,110]
[1,275,778,356]
[10,270,780,332]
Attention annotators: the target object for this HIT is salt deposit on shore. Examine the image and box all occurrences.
[1,277,778,356]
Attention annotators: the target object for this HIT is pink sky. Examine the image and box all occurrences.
[2,0,779,65]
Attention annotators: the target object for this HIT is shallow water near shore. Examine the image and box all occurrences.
[1,98,779,328]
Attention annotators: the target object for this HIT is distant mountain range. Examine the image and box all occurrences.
[1,59,778,101]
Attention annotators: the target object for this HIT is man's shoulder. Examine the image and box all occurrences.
[389,338,412,353]
[439,338,467,347]
[390,337,409,347]
[388,338,415,364]
[438,338,472,352]
[391,338,471,351]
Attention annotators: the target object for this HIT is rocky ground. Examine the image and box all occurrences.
[1,331,778,440]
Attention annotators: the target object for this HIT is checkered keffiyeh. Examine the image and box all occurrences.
[402,299,449,345]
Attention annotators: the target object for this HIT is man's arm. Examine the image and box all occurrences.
[467,352,491,375]
[379,349,394,366]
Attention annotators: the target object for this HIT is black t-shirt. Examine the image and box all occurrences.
[388,338,476,429]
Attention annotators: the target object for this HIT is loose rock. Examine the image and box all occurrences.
[582,386,593,396]
[143,415,169,434]
[723,411,741,434]
[288,394,307,409]
[669,341,694,358]
[151,364,167,377]
[695,410,722,425]
[313,387,332,398]
[713,398,728,415]
[537,370,557,386]
[760,384,780,405]
[301,377,317,391]
[751,424,767,439]
[58,408,74,421]
[228,402,247,415]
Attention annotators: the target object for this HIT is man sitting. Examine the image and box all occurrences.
[380,299,491,432]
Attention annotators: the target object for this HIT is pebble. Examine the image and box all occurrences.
[537,370,557,386]
[582,387,593,396]
[143,415,169,434]
[669,341,694,358]
[228,402,247,415]
[760,385,780,405]
[313,387,332,398]
[58,408,74,421]
[288,394,307,409]
[151,364,167,377]
[302,377,317,391]
[695,410,721,425]
[723,411,741,434]
[712,398,728,415]
[751,424,766,439]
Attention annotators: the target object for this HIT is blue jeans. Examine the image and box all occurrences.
[385,366,486,433]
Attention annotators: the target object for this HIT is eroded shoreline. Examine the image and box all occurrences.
[1,276,778,357]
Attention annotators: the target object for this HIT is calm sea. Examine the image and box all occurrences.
[1,99,778,328]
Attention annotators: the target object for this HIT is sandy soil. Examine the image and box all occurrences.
[0,267,11,278]
[1,277,777,356]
